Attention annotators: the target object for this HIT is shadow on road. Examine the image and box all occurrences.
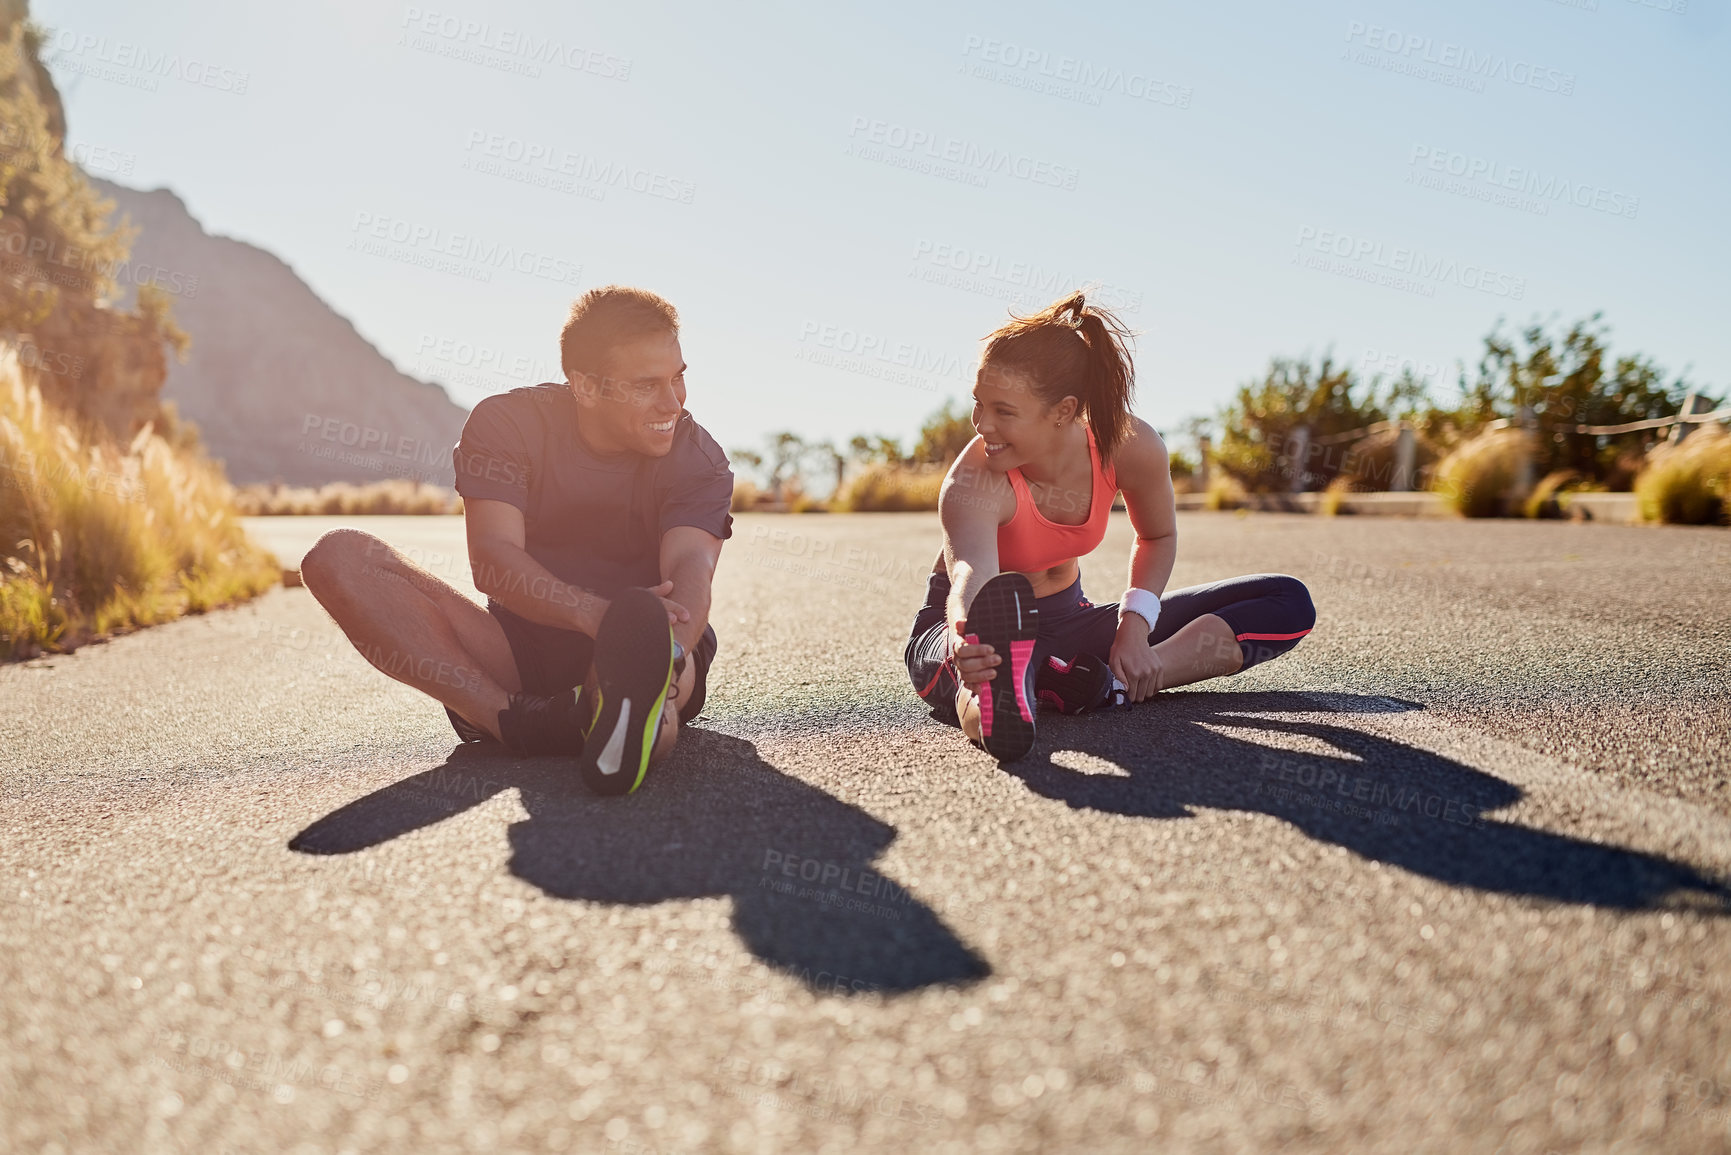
[1010,691,1731,912]
[287,728,989,996]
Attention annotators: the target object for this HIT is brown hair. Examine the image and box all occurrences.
[559,285,680,381]
[979,291,1136,461]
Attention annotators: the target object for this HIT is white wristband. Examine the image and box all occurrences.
[1119,588,1161,631]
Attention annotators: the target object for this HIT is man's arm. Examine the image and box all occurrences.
[465,498,607,634]
[659,525,724,656]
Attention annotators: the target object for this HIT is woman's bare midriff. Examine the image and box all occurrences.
[1022,558,1081,599]
[931,553,1081,600]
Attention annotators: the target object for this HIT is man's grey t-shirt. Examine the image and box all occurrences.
[452,384,733,609]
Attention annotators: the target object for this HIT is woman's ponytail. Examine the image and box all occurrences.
[980,290,1137,460]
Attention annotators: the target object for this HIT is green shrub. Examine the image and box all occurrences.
[1431,428,1532,518]
[1635,425,1731,525]
[1214,355,1391,493]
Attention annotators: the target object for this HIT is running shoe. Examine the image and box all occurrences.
[576,588,675,796]
[495,689,588,755]
[962,572,1040,761]
[1036,652,1116,714]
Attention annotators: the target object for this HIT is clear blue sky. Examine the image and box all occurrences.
[38,0,1729,456]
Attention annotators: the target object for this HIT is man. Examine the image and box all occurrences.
[300,286,732,795]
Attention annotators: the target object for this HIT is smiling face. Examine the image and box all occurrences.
[971,361,1077,473]
[569,330,687,457]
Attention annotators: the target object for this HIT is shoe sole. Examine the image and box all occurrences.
[577,589,674,796]
[964,573,1039,761]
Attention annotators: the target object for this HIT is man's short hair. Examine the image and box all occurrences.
[559,286,680,382]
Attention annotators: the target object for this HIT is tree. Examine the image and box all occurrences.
[1451,316,1697,482]
[729,431,826,501]
[910,399,975,465]
[807,438,844,496]
[848,434,906,466]
[1214,354,1387,492]
[0,12,189,436]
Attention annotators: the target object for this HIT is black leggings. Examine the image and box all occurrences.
[905,570,1315,727]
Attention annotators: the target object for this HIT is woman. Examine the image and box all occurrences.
[904,292,1316,761]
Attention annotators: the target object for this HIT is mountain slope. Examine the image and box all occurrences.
[93,178,468,486]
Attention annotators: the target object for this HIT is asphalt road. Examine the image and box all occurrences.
[3,511,1729,1155]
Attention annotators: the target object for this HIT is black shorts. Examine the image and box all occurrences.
[446,603,718,742]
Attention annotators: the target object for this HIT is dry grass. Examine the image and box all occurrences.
[1203,473,1247,511]
[730,477,761,512]
[0,346,280,659]
[830,464,944,512]
[235,480,462,516]
[1524,469,1596,520]
[1318,475,1356,517]
[1635,425,1731,525]
[1431,428,1532,518]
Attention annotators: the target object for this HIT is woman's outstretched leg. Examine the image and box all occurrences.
[1144,573,1315,691]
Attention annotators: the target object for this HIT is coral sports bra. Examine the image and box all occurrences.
[996,425,1119,575]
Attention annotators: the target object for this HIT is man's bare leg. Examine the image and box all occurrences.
[651,657,698,760]
[300,528,522,740]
